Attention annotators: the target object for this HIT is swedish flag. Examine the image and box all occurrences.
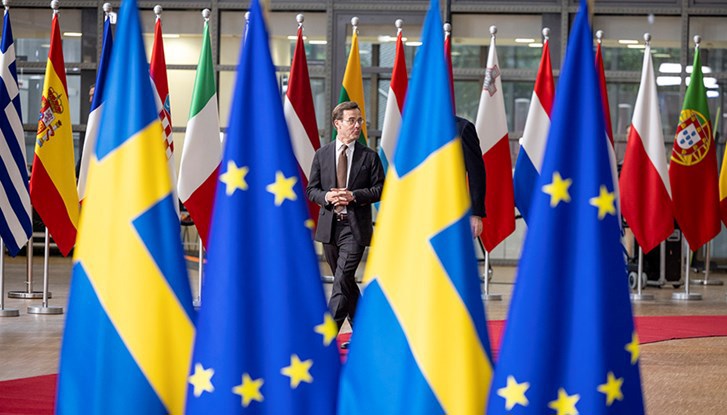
[337,0,493,413]
[185,1,340,413]
[487,1,645,414]
[56,0,195,413]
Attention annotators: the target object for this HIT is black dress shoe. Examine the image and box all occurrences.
[340,341,350,349]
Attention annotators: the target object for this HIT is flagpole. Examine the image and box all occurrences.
[691,239,722,285]
[0,240,20,317]
[630,246,653,301]
[478,237,501,301]
[673,239,702,300]
[27,227,63,314]
[7,240,45,299]
[194,235,203,308]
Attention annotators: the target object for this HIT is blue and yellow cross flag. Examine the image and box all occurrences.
[337,0,493,413]
[184,0,340,413]
[486,1,645,414]
[55,0,195,413]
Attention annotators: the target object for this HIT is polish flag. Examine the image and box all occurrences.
[619,41,674,253]
[284,25,321,227]
[475,29,515,252]
[513,34,554,224]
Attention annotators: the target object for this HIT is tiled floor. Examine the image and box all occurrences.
[1,254,726,413]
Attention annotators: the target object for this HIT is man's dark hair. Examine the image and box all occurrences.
[331,101,360,122]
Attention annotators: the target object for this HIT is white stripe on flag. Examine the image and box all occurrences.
[284,97,317,180]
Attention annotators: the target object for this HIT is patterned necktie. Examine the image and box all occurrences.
[337,145,348,189]
[335,145,348,212]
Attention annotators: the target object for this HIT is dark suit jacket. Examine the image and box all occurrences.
[306,140,385,246]
[456,116,487,217]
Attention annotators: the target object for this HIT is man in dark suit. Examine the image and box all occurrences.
[306,101,385,338]
[456,116,487,236]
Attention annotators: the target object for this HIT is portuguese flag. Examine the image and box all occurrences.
[668,45,720,250]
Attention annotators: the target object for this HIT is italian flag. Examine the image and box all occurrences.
[178,21,221,248]
[29,13,79,256]
[474,31,515,252]
[336,27,367,145]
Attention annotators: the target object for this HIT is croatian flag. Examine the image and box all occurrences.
[378,26,407,176]
[513,34,554,224]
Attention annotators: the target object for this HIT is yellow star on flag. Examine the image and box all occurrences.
[548,387,580,415]
[625,331,640,364]
[589,185,616,219]
[314,313,338,346]
[280,354,313,389]
[219,160,249,196]
[188,362,215,398]
[497,375,530,410]
[232,373,264,407]
[304,219,315,230]
[542,171,572,207]
[266,171,297,206]
[598,371,624,406]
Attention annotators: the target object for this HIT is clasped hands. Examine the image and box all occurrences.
[325,188,355,207]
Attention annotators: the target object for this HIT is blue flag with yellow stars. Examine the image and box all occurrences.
[56,0,195,413]
[337,0,493,413]
[486,1,645,414]
[184,0,340,413]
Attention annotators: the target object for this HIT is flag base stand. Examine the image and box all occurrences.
[26,230,62,315]
[321,275,334,283]
[0,308,20,317]
[630,293,654,301]
[690,279,723,286]
[8,291,48,299]
[27,304,63,315]
[672,292,702,301]
[193,299,201,309]
[482,293,502,301]
[480,248,502,301]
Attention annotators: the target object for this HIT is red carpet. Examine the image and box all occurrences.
[3,315,727,414]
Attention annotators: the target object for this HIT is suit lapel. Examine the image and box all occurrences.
[322,141,337,189]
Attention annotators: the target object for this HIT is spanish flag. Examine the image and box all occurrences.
[30,11,79,256]
[335,24,367,145]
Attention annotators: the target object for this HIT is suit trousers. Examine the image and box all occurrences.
[323,218,365,330]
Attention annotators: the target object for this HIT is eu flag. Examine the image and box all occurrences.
[487,1,645,414]
[185,0,340,413]
[56,0,195,413]
[337,0,493,413]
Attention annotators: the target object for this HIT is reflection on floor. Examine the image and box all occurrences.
[1,255,726,414]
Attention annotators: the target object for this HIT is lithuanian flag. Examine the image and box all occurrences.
[336,27,367,145]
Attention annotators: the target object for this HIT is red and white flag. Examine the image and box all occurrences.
[619,41,673,253]
[177,19,221,247]
[284,24,321,227]
[150,13,179,215]
[475,30,515,252]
